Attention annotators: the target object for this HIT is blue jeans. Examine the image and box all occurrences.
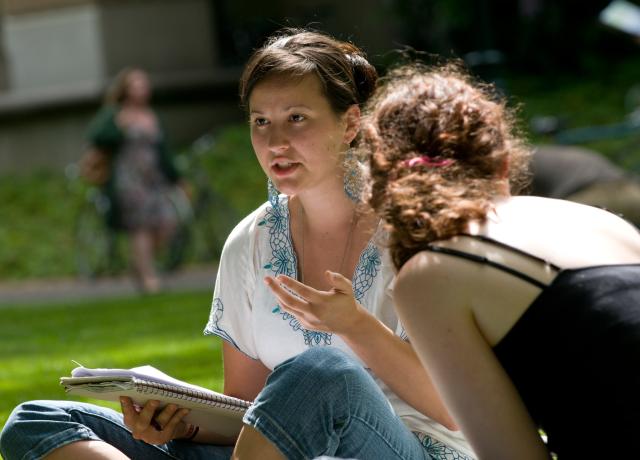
[243,347,433,460]
[0,399,234,460]
[1,349,441,460]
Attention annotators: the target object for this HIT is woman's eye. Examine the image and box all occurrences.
[290,114,305,122]
[253,118,269,127]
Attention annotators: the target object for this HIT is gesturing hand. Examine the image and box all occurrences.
[120,397,190,445]
[264,270,366,335]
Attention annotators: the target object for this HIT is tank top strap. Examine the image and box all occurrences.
[424,234,560,289]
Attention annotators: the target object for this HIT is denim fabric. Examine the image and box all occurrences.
[244,348,434,460]
[0,400,234,460]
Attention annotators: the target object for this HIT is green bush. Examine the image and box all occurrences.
[188,122,265,217]
[3,61,640,281]
[0,171,82,279]
[0,123,265,280]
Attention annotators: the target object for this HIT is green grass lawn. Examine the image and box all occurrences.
[0,290,224,431]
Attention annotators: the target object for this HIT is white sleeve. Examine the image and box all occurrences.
[396,319,410,341]
[203,210,259,359]
[389,281,409,341]
[380,252,410,341]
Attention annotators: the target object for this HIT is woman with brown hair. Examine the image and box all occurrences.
[85,68,184,293]
[0,32,474,460]
[365,63,640,459]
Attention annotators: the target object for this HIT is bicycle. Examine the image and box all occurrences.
[530,88,640,173]
[526,83,640,230]
[66,133,239,279]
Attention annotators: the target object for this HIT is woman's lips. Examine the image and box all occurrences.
[270,161,300,177]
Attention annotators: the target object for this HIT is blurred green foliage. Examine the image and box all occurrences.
[2,58,640,280]
[0,290,221,428]
[188,122,265,218]
[0,171,82,279]
[509,56,640,170]
[0,123,265,280]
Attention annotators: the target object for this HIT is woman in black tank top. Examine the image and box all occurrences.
[363,63,640,459]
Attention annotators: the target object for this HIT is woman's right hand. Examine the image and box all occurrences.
[120,397,190,445]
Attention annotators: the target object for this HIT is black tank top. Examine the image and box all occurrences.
[423,236,640,458]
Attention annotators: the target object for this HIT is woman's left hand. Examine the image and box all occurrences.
[120,397,190,445]
[264,271,365,335]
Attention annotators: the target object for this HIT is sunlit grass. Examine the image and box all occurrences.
[0,290,223,429]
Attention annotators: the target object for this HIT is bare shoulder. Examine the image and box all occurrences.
[500,196,637,231]
[491,196,640,266]
[394,250,473,314]
[395,251,436,295]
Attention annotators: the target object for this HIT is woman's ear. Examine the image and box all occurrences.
[342,105,361,145]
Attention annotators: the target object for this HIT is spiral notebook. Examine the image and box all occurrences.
[60,364,251,438]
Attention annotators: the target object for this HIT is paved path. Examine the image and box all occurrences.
[0,264,218,307]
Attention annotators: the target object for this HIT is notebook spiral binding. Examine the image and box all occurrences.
[133,378,250,412]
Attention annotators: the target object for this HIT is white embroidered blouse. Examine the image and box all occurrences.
[204,196,475,459]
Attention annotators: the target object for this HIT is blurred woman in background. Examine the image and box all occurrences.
[84,68,185,293]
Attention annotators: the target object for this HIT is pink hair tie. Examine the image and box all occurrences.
[403,156,454,168]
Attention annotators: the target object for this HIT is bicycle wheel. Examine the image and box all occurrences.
[155,186,194,272]
[74,189,121,278]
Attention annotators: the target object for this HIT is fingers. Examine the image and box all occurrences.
[264,276,312,311]
[135,399,159,432]
[153,404,188,432]
[273,275,322,300]
[120,396,140,427]
[325,270,353,292]
[120,397,190,444]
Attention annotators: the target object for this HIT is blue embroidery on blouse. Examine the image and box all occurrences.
[352,242,381,302]
[262,203,296,276]
[206,298,242,350]
[263,199,381,347]
[415,432,473,460]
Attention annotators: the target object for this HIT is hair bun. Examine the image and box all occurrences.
[347,53,378,105]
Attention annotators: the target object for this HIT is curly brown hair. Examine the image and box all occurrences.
[364,63,532,270]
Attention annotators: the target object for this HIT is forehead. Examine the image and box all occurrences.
[248,73,330,111]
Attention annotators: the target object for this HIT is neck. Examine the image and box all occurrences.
[293,185,356,231]
[295,189,359,285]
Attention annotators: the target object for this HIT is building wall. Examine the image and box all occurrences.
[0,0,237,174]
[2,0,91,15]
[3,3,103,91]
[0,21,8,91]
[99,0,216,77]
[0,0,407,174]
[0,98,243,174]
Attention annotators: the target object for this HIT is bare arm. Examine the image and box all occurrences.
[394,254,550,459]
[188,341,272,445]
[339,306,457,429]
[265,271,456,430]
[222,341,272,400]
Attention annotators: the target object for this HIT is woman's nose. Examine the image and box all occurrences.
[268,127,289,153]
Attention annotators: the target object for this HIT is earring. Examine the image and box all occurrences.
[343,150,364,202]
[267,178,280,206]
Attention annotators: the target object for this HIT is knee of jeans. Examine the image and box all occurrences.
[0,401,47,454]
[289,348,370,388]
[2,400,69,432]
[1,400,84,455]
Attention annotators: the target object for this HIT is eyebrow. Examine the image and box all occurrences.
[249,105,313,115]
